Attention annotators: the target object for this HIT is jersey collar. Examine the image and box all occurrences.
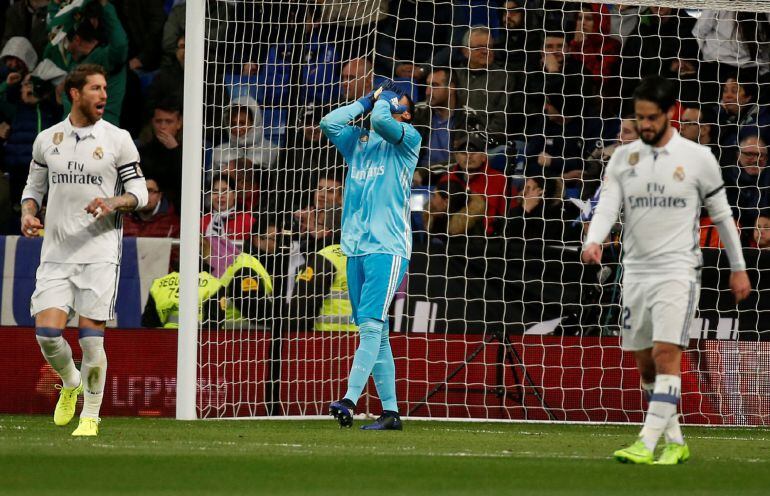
[642,128,680,157]
[63,114,105,140]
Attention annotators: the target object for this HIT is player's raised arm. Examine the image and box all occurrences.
[370,90,419,147]
[581,152,623,264]
[698,150,751,302]
[319,89,378,156]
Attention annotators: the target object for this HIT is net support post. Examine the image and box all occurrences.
[176,0,205,420]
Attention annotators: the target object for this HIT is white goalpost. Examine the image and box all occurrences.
[178,0,770,424]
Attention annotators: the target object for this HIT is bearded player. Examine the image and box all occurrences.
[582,76,751,464]
[21,64,148,436]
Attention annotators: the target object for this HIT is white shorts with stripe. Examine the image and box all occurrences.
[30,262,120,322]
[620,278,699,351]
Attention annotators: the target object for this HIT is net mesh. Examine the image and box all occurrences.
[195,0,770,424]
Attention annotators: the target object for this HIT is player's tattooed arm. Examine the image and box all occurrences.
[21,199,44,237]
[85,193,139,219]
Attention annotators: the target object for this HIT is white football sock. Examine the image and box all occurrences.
[639,374,681,452]
[642,380,684,445]
[36,333,81,388]
[79,334,107,419]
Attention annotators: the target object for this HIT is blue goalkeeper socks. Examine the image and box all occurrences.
[372,321,398,412]
[344,318,383,405]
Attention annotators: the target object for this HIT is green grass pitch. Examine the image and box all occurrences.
[1,415,768,495]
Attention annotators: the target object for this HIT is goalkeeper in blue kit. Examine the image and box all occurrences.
[320,80,421,430]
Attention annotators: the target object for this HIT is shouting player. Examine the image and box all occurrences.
[582,76,751,464]
[320,79,420,430]
[21,64,148,436]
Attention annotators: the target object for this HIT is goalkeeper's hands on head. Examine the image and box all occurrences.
[376,80,408,114]
[356,80,407,114]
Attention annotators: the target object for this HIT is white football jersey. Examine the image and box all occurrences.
[22,117,146,264]
[585,130,735,279]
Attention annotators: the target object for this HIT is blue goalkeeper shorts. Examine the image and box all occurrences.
[346,254,408,324]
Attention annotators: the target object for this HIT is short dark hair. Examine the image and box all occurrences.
[633,76,678,112]
[63,64,107,98]
[154,98,183,117]
[429,67,453,85]
[212,173,237,192]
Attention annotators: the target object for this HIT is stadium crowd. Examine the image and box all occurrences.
[0,1,768,330]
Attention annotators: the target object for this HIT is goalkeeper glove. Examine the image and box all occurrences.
[356,87,379,114]
[377,91,408,114]
[375,80,408,113]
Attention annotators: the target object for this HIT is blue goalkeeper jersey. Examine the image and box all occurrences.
[320,100,421,259]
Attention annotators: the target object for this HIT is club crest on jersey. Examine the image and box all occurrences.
[93,147,104,160]
[53,132,63,145]
[673,166,685,182]
[359,134,368,143]
[628,152,639,166]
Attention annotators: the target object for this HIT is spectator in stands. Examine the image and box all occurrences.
[139,101,183,210]
[212,96,277,171]
[439,131,508,236]
[2,2,48,57]
[715,76,770,150]
[505,176,581,244]
[725,134,770,238]
[618,7,698,99]
[693,10,770,103]
[292,170,344,251]
[422,179,485,245]
[523,30,588,117]
[413,68,459,169]
[113,0,166,73]
[455,25,522,137]
[339,57,373,101]
[146,35,184,118]
[122,177,181,238]
[497,0,541,72]
[753,210,770,249]
[373,0,451,82]
[161,0,234,70]
[221,157,267,214]
[1,67,61,213]
[43,0,128,126]
[201,174,255,241]
[567,5,621,85]
[584,116,638,194]
[525,89,602,183]
[0,36,36,86]
[679,105,720,159]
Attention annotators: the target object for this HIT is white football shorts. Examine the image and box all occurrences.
[30,262,120,322]
[620,278,700,351]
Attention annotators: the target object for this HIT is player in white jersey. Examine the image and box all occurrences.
[583,76,751,465]
[20,64,148,437]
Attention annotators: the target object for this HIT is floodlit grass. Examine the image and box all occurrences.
[1,415,768,495]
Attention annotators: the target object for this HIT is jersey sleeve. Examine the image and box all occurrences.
[697,149,726,204]
[583,149,624,246]
[116,131,148,209]
[21,134,49,207]
[319,102,365,159]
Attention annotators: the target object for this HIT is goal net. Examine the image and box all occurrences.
[181,0,770,424]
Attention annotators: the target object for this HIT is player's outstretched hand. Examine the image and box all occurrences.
[729,270,751,303]
[85,197,114,220]
[21,214,43,237]
[581,243,602,265]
